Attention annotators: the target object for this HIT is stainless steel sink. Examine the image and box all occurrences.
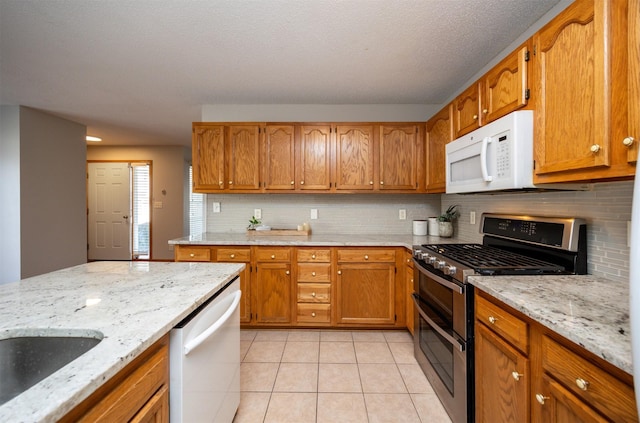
[0,330,103,406]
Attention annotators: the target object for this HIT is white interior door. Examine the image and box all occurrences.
[87,162,131,260]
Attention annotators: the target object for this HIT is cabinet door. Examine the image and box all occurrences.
[453,82,482,138]
[533,0,610,176]
[378,124,421,191]
[336,263,395,325]
[298,125,333,190]
[263,125,295,190]
[627,0,639,164]
[475,323,530,423]
[254,262,292,323]
[335,125,375,190]
[483,44,529,125]
[192,125,225,192]
[405,253,414,335]
[536,374,608,423]
[228,125,261,190]
[426,105,453,193]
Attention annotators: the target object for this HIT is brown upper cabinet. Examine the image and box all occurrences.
[452,42,531,139]
[192,122,425,193]
[532,0,636,183]
[426,105,453,193]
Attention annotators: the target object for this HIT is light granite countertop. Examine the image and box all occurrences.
[468,275,632,374]
[0,261,244,423]
[168,232,467,248]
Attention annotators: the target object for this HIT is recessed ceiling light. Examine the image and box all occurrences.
[86,135,102,142]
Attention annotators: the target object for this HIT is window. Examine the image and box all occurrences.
[189,165,206,236]
[132,163,150,259]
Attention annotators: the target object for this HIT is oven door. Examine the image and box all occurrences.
[412,259,473,423]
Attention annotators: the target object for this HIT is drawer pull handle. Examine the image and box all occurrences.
[511,371,523,381]
[271,254,276,259]
[364,255,369,260]
[311,292,316,297]
[312,272,316,276]
[535,394,549,405]
[285,270,290,275]
[190,253,195,257]
[230,254,235,258]
[311,254,316,259]
[488,316,497,324]
[311,312,316,317]
[575,378,589,391]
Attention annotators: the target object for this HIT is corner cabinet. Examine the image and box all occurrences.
[532,0,636,183]
[426,105,453,193]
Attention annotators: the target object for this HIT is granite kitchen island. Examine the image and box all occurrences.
[0,261,244,422]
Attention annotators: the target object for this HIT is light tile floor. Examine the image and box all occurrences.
[233,329,452,423]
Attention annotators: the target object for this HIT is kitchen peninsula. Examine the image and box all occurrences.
[0,261,244,422]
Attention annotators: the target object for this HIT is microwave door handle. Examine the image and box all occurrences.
[412,293,465,352]
[481,136,493,182]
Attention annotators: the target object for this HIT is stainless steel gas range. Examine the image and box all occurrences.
[412,213,587,423]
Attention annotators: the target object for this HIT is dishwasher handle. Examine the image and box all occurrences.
[184,290,242,356]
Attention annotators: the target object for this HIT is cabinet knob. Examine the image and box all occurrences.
[285,270,290,275]
[473,114,478,120]
[380,181,384,185]
[229,180,233,184]
[300,181,305,185]
[311,312,316,317]
[590,144,601,153]
[338,270,342,275]
[407,258,410,263]
[311,254,316,259]
[623,136,635,147]
[511,371,523,381]
[364,255,369,260]
[230,254,235,258]
[271,254,276,259]
[290,181,294,185]
[488,316,497,324]
[369,181,374,185]
[535,394,549,405]
[311,292,316,297]
[312,272,316,276]
[482,109,488,114]
[189,253,195,258]
[219,180,223,185]
[575,378,589,391]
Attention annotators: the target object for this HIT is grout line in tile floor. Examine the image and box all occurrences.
[233,329,452,423]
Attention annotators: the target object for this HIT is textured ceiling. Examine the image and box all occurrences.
[0,0,562,147]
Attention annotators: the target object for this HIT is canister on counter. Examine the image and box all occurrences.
[428,217,439,236]
[413,220,427,236]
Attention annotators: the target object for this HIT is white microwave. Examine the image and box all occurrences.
[445,110,535,194]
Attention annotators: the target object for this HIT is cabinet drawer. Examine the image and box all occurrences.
[541,335,637,423]
[175,247,211,262]
[255,248,291,262]
[297,263,331,282]
[297,249,331,262]
[217,248,250,262]
[297,283,331,303]
[297,303,331,323]
[337,249,396,263]
[476,295,528,353]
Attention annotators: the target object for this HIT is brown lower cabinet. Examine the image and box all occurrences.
[61,335,169,423]
[476,290,638,423]
[174,244,407,328]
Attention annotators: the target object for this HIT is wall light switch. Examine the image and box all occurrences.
[254,209,262,219]
[213,202,221,213]
[310,209,318,220]
[399,209,406,220]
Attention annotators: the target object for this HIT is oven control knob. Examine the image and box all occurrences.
[436,260,446,269]
[428,256,437,264]
[444,265,457,275]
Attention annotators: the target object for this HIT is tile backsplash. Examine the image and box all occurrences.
[204,181,633,283]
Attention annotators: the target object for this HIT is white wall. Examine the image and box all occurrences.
[87,145,189,260]
[0,106,87,283]
[0,106,22,284]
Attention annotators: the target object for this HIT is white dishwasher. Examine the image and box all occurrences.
[170,277,241,422]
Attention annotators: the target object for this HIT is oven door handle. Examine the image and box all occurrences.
[414,259,464,294]
[412,293,465,352]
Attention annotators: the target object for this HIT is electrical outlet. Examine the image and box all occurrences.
[470,211,476,225]
[399,209,406,220]
[213,202,221,213]
[310,209,318,220]
[254,208,262,219]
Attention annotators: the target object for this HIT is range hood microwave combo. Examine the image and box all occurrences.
[445,110,587,194]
